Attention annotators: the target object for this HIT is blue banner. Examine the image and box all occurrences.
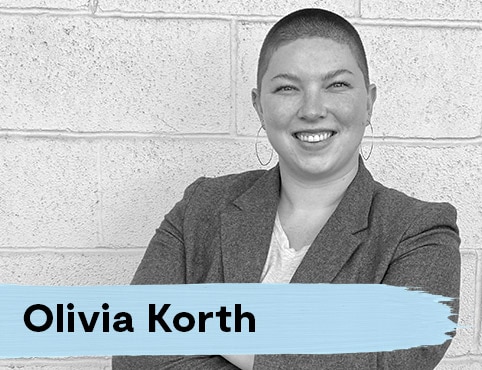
[0,284,455,358]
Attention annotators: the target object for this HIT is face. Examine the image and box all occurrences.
[252,37,376,183]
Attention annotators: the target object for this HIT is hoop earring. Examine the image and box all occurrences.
[360,120,374,161]
[255,126,273,166]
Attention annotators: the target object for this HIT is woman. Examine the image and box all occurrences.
[113,8,460,370]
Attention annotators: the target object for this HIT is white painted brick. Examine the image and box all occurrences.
[0,357,110,369]
[436,357,482,369]
[0,250,143,284]
[446,251,477,357]
[236,22,272,136]
[0,15,231,133]
[100,137,276,246]
[360,25,481,138]
[0,0,88,9]
[237,22,481,138]
[365,145,482,249]
[98,0,357,16]
[0,137,99,248]
[362,0,482,21]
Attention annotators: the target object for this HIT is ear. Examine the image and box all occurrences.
[366,83,377,124]
[251,88,264,127]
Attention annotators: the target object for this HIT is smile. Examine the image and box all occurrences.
[295,131,335,143]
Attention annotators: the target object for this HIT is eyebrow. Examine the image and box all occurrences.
[271,69,354,82]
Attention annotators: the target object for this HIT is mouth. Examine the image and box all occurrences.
[294,130,336,143]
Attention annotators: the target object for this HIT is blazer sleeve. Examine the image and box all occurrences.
[112,178,239,370]
[253,202,461,370]
[375,202,461,370]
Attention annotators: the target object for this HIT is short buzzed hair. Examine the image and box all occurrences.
[257,8,370,90]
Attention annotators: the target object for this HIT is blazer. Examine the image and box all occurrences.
[113,159,461,370]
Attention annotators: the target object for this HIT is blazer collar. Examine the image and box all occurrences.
[220,158,375,283]
[220,165,280,283]
[292,158,375,283]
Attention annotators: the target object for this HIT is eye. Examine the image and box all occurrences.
[330,81,350,89]
[274,85,298,93]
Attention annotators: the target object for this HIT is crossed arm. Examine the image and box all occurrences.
[112,181,460,370]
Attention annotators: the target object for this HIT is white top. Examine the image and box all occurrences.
[260,212,311,283]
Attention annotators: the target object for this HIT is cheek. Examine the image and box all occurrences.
[262,100,290,126]
[332,96,368,124]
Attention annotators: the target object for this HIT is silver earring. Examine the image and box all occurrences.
[255,126,273,166]
[360,120,374,161]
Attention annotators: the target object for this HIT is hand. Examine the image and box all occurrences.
[221,355,254,370]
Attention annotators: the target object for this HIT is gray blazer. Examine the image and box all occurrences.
[113,160,460,370]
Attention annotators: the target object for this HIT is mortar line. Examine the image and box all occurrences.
[94,9,237,21]
[373,136,482,145]
[441,354,482,361]
[1,8,478,29]
[0,357,111,364]
[356,0,362,18]
[0,8,91,16]
[229,18,239,136]
[89,0,98,15]
[349,17,481,29]
[0,130,231,139]
[234,15,482,29]
[0,247,147,253]
[95,141,105,247]
[1,130,481,144]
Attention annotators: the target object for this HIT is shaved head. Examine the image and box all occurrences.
[257,8,370,90]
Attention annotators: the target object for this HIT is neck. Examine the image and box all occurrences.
[279,160,359,211]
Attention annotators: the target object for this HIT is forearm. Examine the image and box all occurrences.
[112,355,240,369]
[251,346,451,370]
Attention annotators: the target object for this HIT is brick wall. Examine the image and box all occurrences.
[0,0,480,368]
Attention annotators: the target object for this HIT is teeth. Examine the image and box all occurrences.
[297,132,333,143]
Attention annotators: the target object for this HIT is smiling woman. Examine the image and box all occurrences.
[112,8,460,370]
[251,36,377,252]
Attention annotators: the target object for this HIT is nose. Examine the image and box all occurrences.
[297,89,327,121]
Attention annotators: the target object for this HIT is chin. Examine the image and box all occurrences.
[296,164,334,179]
[298,156,357,180]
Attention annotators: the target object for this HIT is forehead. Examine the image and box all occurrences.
[264,37,359,76]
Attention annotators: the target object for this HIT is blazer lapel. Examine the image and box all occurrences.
[219,159,375,284]
[292,159,375,283]
[220,166,281,283]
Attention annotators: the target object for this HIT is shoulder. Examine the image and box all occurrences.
[367,179,461,298]
[199,168,267,194]
[181,168,269,209]
[161,168,271,241]
[370,179,458,235]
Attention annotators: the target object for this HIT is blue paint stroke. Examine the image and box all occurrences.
[0,284,456,358]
